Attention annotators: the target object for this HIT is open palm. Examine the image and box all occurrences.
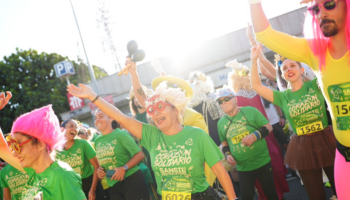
[67,84,95,99]
[0,91,12,110]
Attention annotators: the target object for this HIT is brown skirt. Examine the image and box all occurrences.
[285,126,336,170]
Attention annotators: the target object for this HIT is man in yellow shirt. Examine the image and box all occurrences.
[248,0,349,199]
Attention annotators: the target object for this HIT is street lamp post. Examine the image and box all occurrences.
[69,0,100,94]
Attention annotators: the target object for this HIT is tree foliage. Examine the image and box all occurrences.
[0,48,107,134]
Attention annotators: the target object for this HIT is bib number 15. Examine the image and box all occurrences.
[335,102,350,117]
[162,192,191,200]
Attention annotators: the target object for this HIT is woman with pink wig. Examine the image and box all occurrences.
[2,94,86,199]
[249,0,350,199]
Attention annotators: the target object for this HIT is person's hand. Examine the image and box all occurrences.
[126,57,137,75]
[151,60,164,75]
[111,167,126,181]
[250,43,262,62]
[246,23,256,43]
[226,155,237,166]
[241,134,257,147]
[0,91,12,110]
[97,167,106,179]
[67,84,96,101]
[88,189,96,200]
[279,117,285,127]
[300,0,313,4]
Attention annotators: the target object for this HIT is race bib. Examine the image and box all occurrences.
[231,132,249,144]
[161,176,193,200]
[296,121,323,136]
[328,83,350,131]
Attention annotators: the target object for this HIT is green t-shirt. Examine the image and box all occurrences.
[56,139,96,179]
[95,129,141,187]
[273,78,328,135]
[0,165,28,200]
[135,112,148,124]
[21,160,85,200]
[91,133,99,143]
[218,106,271,171]
[141,124,223,195]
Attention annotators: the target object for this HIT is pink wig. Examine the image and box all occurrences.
[303,0,350,70]
[11,105,66,151]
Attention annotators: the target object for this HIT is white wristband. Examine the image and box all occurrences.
[249,0,261,4]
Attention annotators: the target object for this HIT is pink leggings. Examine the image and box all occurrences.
[335,149,350,200]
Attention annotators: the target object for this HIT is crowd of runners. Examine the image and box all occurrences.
[0,0,349,199]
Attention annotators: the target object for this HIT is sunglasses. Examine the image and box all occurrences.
[6,135,33,154]
[217,96,234,105]
[308,0,338,16]
[146,101,173,115]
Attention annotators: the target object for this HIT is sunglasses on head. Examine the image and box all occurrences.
[6,135,33,154]
[217,96,234,105]
[146,101,173,115]
[308,0,338,16]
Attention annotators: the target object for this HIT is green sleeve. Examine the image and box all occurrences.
[82,140,96,160]
[200,132,224,167]
[252,107,270,127]
[141,123,160,150]
[310,78,320,91]
[0,167,8,188]
[121,132,141,157]
[218,118,227,143]
[58,171,86,200]
[273,90,285,108]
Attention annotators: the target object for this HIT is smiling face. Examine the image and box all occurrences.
[314,0,347,37]
[13,133,43,168]
[149,101,179,131]
[63,120,79,141]
[94,110,113,133]
[280,59,305,83]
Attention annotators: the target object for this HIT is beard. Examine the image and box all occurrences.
[188,80,214,108]
[320,19,339,37]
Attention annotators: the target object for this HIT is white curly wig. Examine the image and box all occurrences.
[148,82,190,124]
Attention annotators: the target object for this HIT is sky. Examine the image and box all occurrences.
[0,0,306,75]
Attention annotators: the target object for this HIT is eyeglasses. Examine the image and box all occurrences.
[6,135,33,154]
[146,101,173,115]
[217,96,234,105]
[308,0,338,16]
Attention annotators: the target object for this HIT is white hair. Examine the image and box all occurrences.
[188,80,214,108]
[148,82,189,124]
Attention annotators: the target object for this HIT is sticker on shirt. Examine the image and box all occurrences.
[295,114,323,136]
[161,176,193,200]
[328,83,350,131]
[231,132,249,144]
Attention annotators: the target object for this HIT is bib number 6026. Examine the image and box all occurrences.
[163,192,191,200]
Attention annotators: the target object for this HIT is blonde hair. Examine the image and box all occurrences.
[148,82,189,124]
[228,72,253,93]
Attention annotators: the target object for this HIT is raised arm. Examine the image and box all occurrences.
[67,84,143,139]
[151,60,167,77]
[246,24,276,81]
[127,60,147,108]
[249,1,313,67]
[250,44,274,103]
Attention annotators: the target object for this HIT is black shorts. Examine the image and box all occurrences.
[109,169,150,200]
[272,123,290,145]
[82,174,105,200]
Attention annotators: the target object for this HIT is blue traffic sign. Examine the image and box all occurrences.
[54,61,75,78]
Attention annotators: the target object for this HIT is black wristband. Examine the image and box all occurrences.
[258,126,269,138]
[222,146,230,155]
[280,116,284,118]
[92,95,100,103]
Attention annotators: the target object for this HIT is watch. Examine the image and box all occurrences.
[123,165,129,171]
